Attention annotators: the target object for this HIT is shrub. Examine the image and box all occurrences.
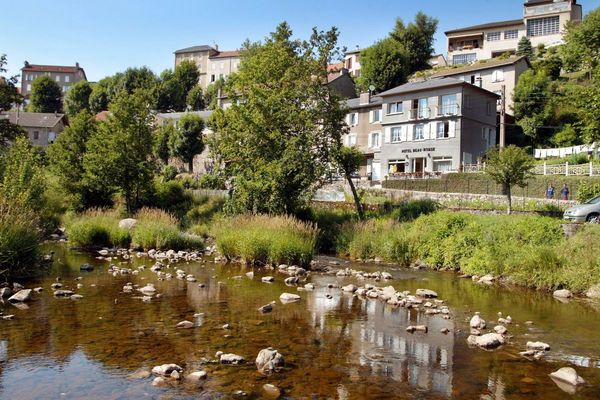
[197,173,227,190]
[161,165,178,182]
[132,208,203,250]
[184,195,225,225]
[575,181,600,202]
[387,199,439,222]
[0,200,41,279]
[65,209,130,248]
[213,214,318,266]
[151,180,193,219]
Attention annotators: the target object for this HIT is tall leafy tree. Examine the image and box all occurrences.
[89,74,123,112]
[204,79,225,109]
[64,80,92,116]
[154,123,174,165]
[333,146,364,220]
[122,66,158,95]
[562,7,600,73]
[485,146,534,215]
[0,54,23,110]
[390,12,438,73]
[154,69,186,112]
[173,60,200,95]
[169,113,204,172]
[186,85,205,110]
[83,92,155,214]
[210,22,346,215]
[0,119,25,151]
[516,37,534,58]
[29,75,62,113]
[513,69,555,145]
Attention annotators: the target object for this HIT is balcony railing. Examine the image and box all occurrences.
[524,1,570,17]
[408,108,430,120]
[437,104,460,116]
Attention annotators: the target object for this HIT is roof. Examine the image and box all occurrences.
[344,96,383,110]
[378,77,500,98]
[7,112,65,128]
[156,110,214,120]
[431,56,531,78]
[445,19,523,35]
[327,62,345,82]
[174,45,216,54]
[21,63,86,80]
[210,50,240,59]
[95,110,111,121]
[345,48,364,55]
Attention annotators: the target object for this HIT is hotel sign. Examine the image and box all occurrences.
[401,147,436,154]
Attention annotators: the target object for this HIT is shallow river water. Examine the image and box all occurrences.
[1,243,599,399]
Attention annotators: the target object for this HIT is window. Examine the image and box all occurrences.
[387,102,402,114]
[388,160,405,174]
[437,121,450,138]
[492,69,504,83]
[211,74,216,82]
[452,53,477,65]
[464,95,472,109]
[486,102,493,116]
[63,85,68,92]
[527,16,559,37]
[439,94,458,115]
[55,76,61,82]
[418,98,428,119]
[65,75,70,83]
[487,31,501,41]
[347,134,357,146]
[33,131,39,140]
[26,84,31,92]
[391,127,402,143]
[414,124,425,140]
[371,109,382,123]
[370,132,380,148]
[348,113,358,126]
[504,29,518,40]
[433,156,453,172]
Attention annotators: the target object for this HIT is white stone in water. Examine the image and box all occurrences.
[152,377,167,387]
[416,288,438,298]
[262,276,274,283]
[8,289,32,302]
[70,294,83,300]
[304,283,315,290]
[255,347,285,373]
[526,341,550,351]
[152,364,182,376]
[279,293,301,303]
[381,272,393,280]
[494,325,507,335]
[176,320,194,329]
[553,289,573,299]
[185,371,207,382]
[468,333,505,349]
[138,284,156,294]
[550,367,585,387]
[342,284,357,293]
[220,353,245,364]
[470,313,486,329]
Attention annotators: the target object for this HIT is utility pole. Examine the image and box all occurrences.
[499,84,506,150]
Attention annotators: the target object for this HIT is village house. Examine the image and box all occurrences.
[446,0,582,65]
[6,111,66,147]
[173,45,241,89]
[20,62,87,98]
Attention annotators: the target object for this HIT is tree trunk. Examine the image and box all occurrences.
[506,185,512,215]
[345,173,364,220]
[188,159,194,174]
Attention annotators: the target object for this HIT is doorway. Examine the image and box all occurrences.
[413,157,426,176]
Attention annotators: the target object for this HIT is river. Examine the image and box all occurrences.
[0,243,599,399]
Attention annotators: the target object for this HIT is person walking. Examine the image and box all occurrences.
[560,183,570,201]
[546,183,555,199]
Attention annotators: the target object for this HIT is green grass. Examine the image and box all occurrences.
[65,209,130,248]
[132,208,203,250]
[213,214,318,266]
[0,200,42,279]
[337,211,600,293]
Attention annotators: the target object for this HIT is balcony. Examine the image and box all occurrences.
[436,104,460,116]
[408,108,430,120]
[524,1,570,17]
[448,36,483,53]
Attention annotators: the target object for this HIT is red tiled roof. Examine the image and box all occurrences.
[95,111,111,121]
[210,51,240,59]
[21,64,84,74]
[327,63,345,82]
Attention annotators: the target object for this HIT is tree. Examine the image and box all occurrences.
[122,66,158,95]
[154,69,186,112]
[83,92,155,214]
[89,74,123,112]
[47,111,110,210]
[534,47,563,80]
[173,60,200,95]
[29,75,62,113]
[359,12,438,92]
[562,7,600,73]
[169,113,204,172]
[154,123,174,165]
[210,22,346,215]
[186,85,205,110]
[516,37,533,58]
[64,80,92,116]
[0,54,23,110]
[0,120,25,151]
[513,69,554,145]
[571,70,600,144]
[334,146,364,219]
[204,79,225,109]
[485,146,534,214]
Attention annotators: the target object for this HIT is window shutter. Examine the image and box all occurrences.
[401,125,408,142]
[425,123,431,140]
[367,132,372,147]
[449,120,456,138]
[346,114,350,125]
[369,111,374,123]
[384,127,391,143]
[354,113,359,126]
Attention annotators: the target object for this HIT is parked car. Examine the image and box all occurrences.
[563,195,600,222]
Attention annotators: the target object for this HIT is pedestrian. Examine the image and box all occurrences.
[560,183,570,201]
[546,183,555,199]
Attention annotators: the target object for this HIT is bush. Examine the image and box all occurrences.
[65,209,130,248]
[151,180,193,220]
[132,208,203,250]
[184,194,225,225]
[197,173,227,190]
[386,199,439,222]
[213,214,318,266]
[575,180,600,202]
[161,165,178,182]
[0,200,42,279]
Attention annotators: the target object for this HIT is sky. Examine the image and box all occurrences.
[2,0,599,82]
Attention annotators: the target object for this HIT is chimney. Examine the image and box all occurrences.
[359,91,371,105]
[76,62,80,68]
[215,44,219,51]
[24,60,29,67]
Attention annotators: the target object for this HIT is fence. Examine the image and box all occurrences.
[460,162,600,177]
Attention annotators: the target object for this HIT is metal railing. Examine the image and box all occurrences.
[462,162,600,176]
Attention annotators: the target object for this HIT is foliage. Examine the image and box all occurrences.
[197,173,227,189]
[65,209,130,248]
[169,113,204,172]
[186,85,205,111]
[387,199,439,222]
[149,180,193,220]
[161,165,178,182]
[0,199,41,279]
[0,119,25,152]
[29,75,62,113]
[210,22,346,215]
[562,7,600,72]
[214,214,318,266]
[184,194,225,225]
[173,60,200,95]
[485,146,535,213]
[334,145,364,219]
[89,74,123,112]
[204,79,225,110]
[575,180,600,203]
[513,69,554,144]
[153,123,174,165]
[516,36,533,58]
[64,80,92,116]
[132,208,203,250]
[570,71,600,144]
[154,69,186,112]
[83,92,155,214]
[534,47,563,80]
[0,54,23,110]
[359,12,438,92]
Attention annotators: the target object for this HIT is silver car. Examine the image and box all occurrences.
[563,195,600,222]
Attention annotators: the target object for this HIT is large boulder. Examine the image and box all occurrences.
[586,284,600,299]
[549,367,585,394]
[468,333,505,349]
[526,341,550,351]
[279,293,301,303]
[119,218,137,231]
[220,353,245,364]
[553,289,573,299]
[469,313,486,329]
[255,347,285,374]
[152,364,182,377]
[8,289,32,303]
[342,284,357,293]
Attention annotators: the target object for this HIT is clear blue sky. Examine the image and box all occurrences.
[2,0,599,82]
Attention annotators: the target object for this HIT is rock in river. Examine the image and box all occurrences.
[80,263,94,271]
[185,370,207,382]
[220,353,246,364]
[526,341,550,351]
[342,284,357,293]
[549,367,585,391]
[258,304,273,313]
[279,293,301,303]
[467,333,505,349]
[553,289,573,299]
[255,347,285,374]
[262,384,282,399]
[0,287,12,298]
[469,312,486,329]
[8,289,32,303]
[416,289,438,298]
[176,320,194,329]
[152,364,183,376]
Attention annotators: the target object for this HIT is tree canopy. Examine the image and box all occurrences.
[64,80,92,116]
[29,75,62,113]
[0,54,22,110]
[169,113,205,172]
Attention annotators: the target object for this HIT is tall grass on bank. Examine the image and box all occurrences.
[337,211,600,293]
[65,209,129,248]
[131,208,203,250]
[214,214,318,266]
[0,200,42,279]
